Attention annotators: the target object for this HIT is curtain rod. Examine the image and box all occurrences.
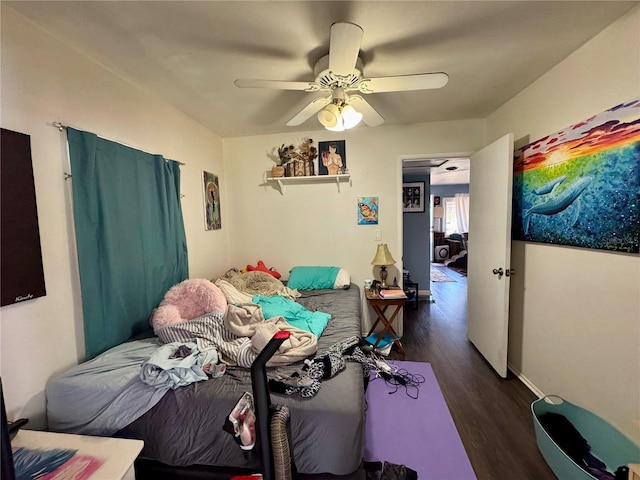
[52,121,186,166]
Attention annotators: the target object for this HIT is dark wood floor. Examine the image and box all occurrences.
[387,266,556,480]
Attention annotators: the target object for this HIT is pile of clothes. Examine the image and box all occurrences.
[538,412,629,480]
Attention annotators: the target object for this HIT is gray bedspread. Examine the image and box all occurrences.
[47,338,169,435]
[47,284,365,475]
[119,286,366,475]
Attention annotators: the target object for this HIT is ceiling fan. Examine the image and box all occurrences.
[234,22,449,131]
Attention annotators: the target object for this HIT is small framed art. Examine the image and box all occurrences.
[403,182,425,213]
[318,140,346,175]
[357,197,378,225]
[203,171,221,230]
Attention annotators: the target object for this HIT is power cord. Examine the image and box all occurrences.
[374,365,425,399]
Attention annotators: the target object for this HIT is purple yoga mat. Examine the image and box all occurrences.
[364,360,476,479]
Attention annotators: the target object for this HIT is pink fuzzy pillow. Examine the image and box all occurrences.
[151,278,227,331]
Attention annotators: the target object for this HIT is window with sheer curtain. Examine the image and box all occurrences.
[443,193,470,236]
[454,193,470,233]
[67,127,189,359]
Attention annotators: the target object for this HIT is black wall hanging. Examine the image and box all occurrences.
[1,128,46,306]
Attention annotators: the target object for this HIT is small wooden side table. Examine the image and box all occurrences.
[365,290,406,355]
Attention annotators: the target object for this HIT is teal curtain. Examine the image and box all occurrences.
[67,128,188,359]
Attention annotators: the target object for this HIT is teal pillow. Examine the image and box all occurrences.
[287,266,341,290]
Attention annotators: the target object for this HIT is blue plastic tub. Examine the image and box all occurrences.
[531,395,640,480]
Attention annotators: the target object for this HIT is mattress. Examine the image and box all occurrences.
[115,286,365,475]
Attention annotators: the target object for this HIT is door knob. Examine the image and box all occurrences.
[492,268,504,279]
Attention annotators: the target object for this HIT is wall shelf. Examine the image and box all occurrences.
[267,174,351,194]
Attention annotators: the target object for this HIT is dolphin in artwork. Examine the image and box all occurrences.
[523,176,592,234]
[532,174,567,195]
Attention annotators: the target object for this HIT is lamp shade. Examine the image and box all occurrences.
[326,122,345,132]
[341,104,363,129]
[319,102,361,131]
[371,243,396,266]
[317,103,340,128]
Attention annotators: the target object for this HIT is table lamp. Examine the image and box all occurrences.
[371,243,396,289]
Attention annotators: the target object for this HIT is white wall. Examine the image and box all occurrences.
[486,6,640,443]
[223,122,484,334]
[222,121,484,288]
[0,6,227,426]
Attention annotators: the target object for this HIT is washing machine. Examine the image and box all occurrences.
[434,245,450,262]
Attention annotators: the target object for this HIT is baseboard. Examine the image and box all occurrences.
[507,362,544,398]
[418,289,434,303]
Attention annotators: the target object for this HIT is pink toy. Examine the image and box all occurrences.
[151,278,227,331]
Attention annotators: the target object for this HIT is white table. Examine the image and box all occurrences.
[12,430,143,479]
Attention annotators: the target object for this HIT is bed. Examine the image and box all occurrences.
[46,284,366,477]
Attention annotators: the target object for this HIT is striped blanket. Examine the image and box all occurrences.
[155,303,317,367]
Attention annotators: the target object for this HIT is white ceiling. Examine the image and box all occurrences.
[6,1,637,141]
[404,157,471,185]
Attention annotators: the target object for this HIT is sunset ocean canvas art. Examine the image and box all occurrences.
[513,99,639,253]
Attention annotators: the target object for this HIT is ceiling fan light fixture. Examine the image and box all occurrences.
[319,101,361,131]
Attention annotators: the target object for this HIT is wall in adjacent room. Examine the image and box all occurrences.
[402,174,431,292]
[0,6,227,426]
[486,5,640,442]
[430,184,470,197]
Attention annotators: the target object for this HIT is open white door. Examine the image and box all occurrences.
[467,133,514,378]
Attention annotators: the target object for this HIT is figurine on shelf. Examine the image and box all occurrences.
[289,138,317,176]
[273,144,295,177]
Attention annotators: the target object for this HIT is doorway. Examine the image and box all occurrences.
[401,133,516,379]
[401,155,470,303]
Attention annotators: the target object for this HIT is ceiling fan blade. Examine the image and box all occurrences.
[348,95,384,127]
[287,96,331,126]
[329,22,363,76]
[235,78,320,92]
[358,72,449,93]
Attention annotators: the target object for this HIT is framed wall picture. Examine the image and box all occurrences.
[512,98,639,253]
[203,171,221,230]
[357,197,378,225]
[403,182,425,213]
[318,140,346,175]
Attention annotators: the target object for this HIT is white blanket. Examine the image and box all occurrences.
[156,307,317,367]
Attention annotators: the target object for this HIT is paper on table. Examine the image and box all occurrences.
[379,289,407,299]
